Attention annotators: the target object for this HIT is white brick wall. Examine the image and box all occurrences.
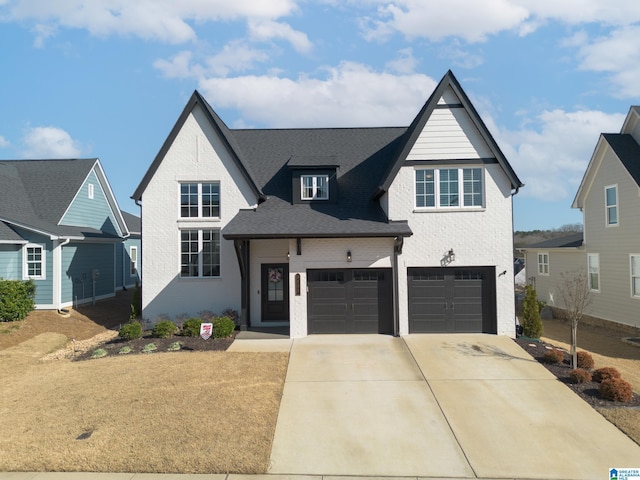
[287,237,394,338]
[387,163,517,336]
[140,104,258,323]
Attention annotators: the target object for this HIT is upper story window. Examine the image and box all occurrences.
[537,252,549,276]
[180,182,220,218]
[605,185,618,226]
[23,244,45,280]
[588,253,600,291]
[301,175,329,200]
[415,167,483,209]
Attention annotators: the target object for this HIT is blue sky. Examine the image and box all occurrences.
[1,1,639,231]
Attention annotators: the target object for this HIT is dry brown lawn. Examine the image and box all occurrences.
[0,332,288,474]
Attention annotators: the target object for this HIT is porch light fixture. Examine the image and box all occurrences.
[447,249,455,262]
[347,250,352,262]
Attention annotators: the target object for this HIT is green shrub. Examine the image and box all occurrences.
[152,320,178,338]
[568,368,592,384]
[119,321,142,340]
[142,343,157,353]
[576,351,594,370]
[542,348,564,364]
[0,279,36,322]
[213,316,236,338]
[91,348,108,359]
[521,285,543,338]
[181,317,202,337]
[118,346,132,355]
[593,367,621,383]
[599,377,633,402]
[167,341,181,352]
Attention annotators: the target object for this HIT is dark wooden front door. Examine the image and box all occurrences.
[261,264,290,322]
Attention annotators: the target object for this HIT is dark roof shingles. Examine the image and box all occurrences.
[602,134,640,187]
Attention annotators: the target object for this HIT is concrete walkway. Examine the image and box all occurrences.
[3,334,639,480]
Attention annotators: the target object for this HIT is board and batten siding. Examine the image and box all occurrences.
[582,145,640,328]
[60,169,122,236]
[0,244,22,279]
[140,103,259,322]
[61,243,116,305]
[405,87,493,161]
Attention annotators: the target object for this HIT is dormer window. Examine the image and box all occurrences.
[301,175,329,200]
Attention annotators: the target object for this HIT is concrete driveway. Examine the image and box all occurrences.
[266,334,640,479]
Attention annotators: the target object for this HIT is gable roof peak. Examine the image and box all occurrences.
[375,70,523,197]
[132,90,265,202]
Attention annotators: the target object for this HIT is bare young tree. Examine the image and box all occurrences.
[557,270,593,369]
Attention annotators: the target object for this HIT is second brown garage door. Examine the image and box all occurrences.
[307,269,393,334]
[408,267,496,333]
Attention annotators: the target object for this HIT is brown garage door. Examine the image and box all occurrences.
[408,267,496,333]
[307,269,393,334]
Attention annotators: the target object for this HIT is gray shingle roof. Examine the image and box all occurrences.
[223,127,411,238]
[121,210,141,236]
[602,134,640,187]
[0,159,125,239]
[520,233,583,249]
[0,221,26,243]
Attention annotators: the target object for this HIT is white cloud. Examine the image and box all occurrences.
[248,19,312,54]
[357,0,640,43]
[3,0,300,44]
[496,109,625,201]
[0,135,9,148]
[385,48,417,74]
[198,62,437,127]
[21,126,82,158]
[154,43,271,79]
[571,26,640,97]
[438,41,484,69]
[362,0,530,42]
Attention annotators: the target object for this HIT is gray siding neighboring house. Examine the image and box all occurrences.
[521,107,640,330]
[0,158,139,310]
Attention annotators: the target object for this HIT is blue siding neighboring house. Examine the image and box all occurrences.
[0,158,140,310]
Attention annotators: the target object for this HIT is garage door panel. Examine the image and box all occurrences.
[308,268,392,335]
[408,267,495,333]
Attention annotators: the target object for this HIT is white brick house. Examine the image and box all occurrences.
[133,71,523,337]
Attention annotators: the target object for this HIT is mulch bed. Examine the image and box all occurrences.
[73,331,236,361]
[515,337,640,409]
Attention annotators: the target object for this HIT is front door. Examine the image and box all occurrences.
[261,264,290,322]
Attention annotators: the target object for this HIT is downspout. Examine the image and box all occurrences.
[510,187,520,336]
[392,236,404,337]
[57,238,72,314]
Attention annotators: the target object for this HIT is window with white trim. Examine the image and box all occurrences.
[88,183,94,199]
[631,255,640,298]
[415,167,483,208]
[180,229,220,278]
[130,246,138,276]
[537,252,549,275]
[180,182,220,218]
[588,253,600,291]
[605,185,618,226]
[301,175,329,200]
[23,244,45,280]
